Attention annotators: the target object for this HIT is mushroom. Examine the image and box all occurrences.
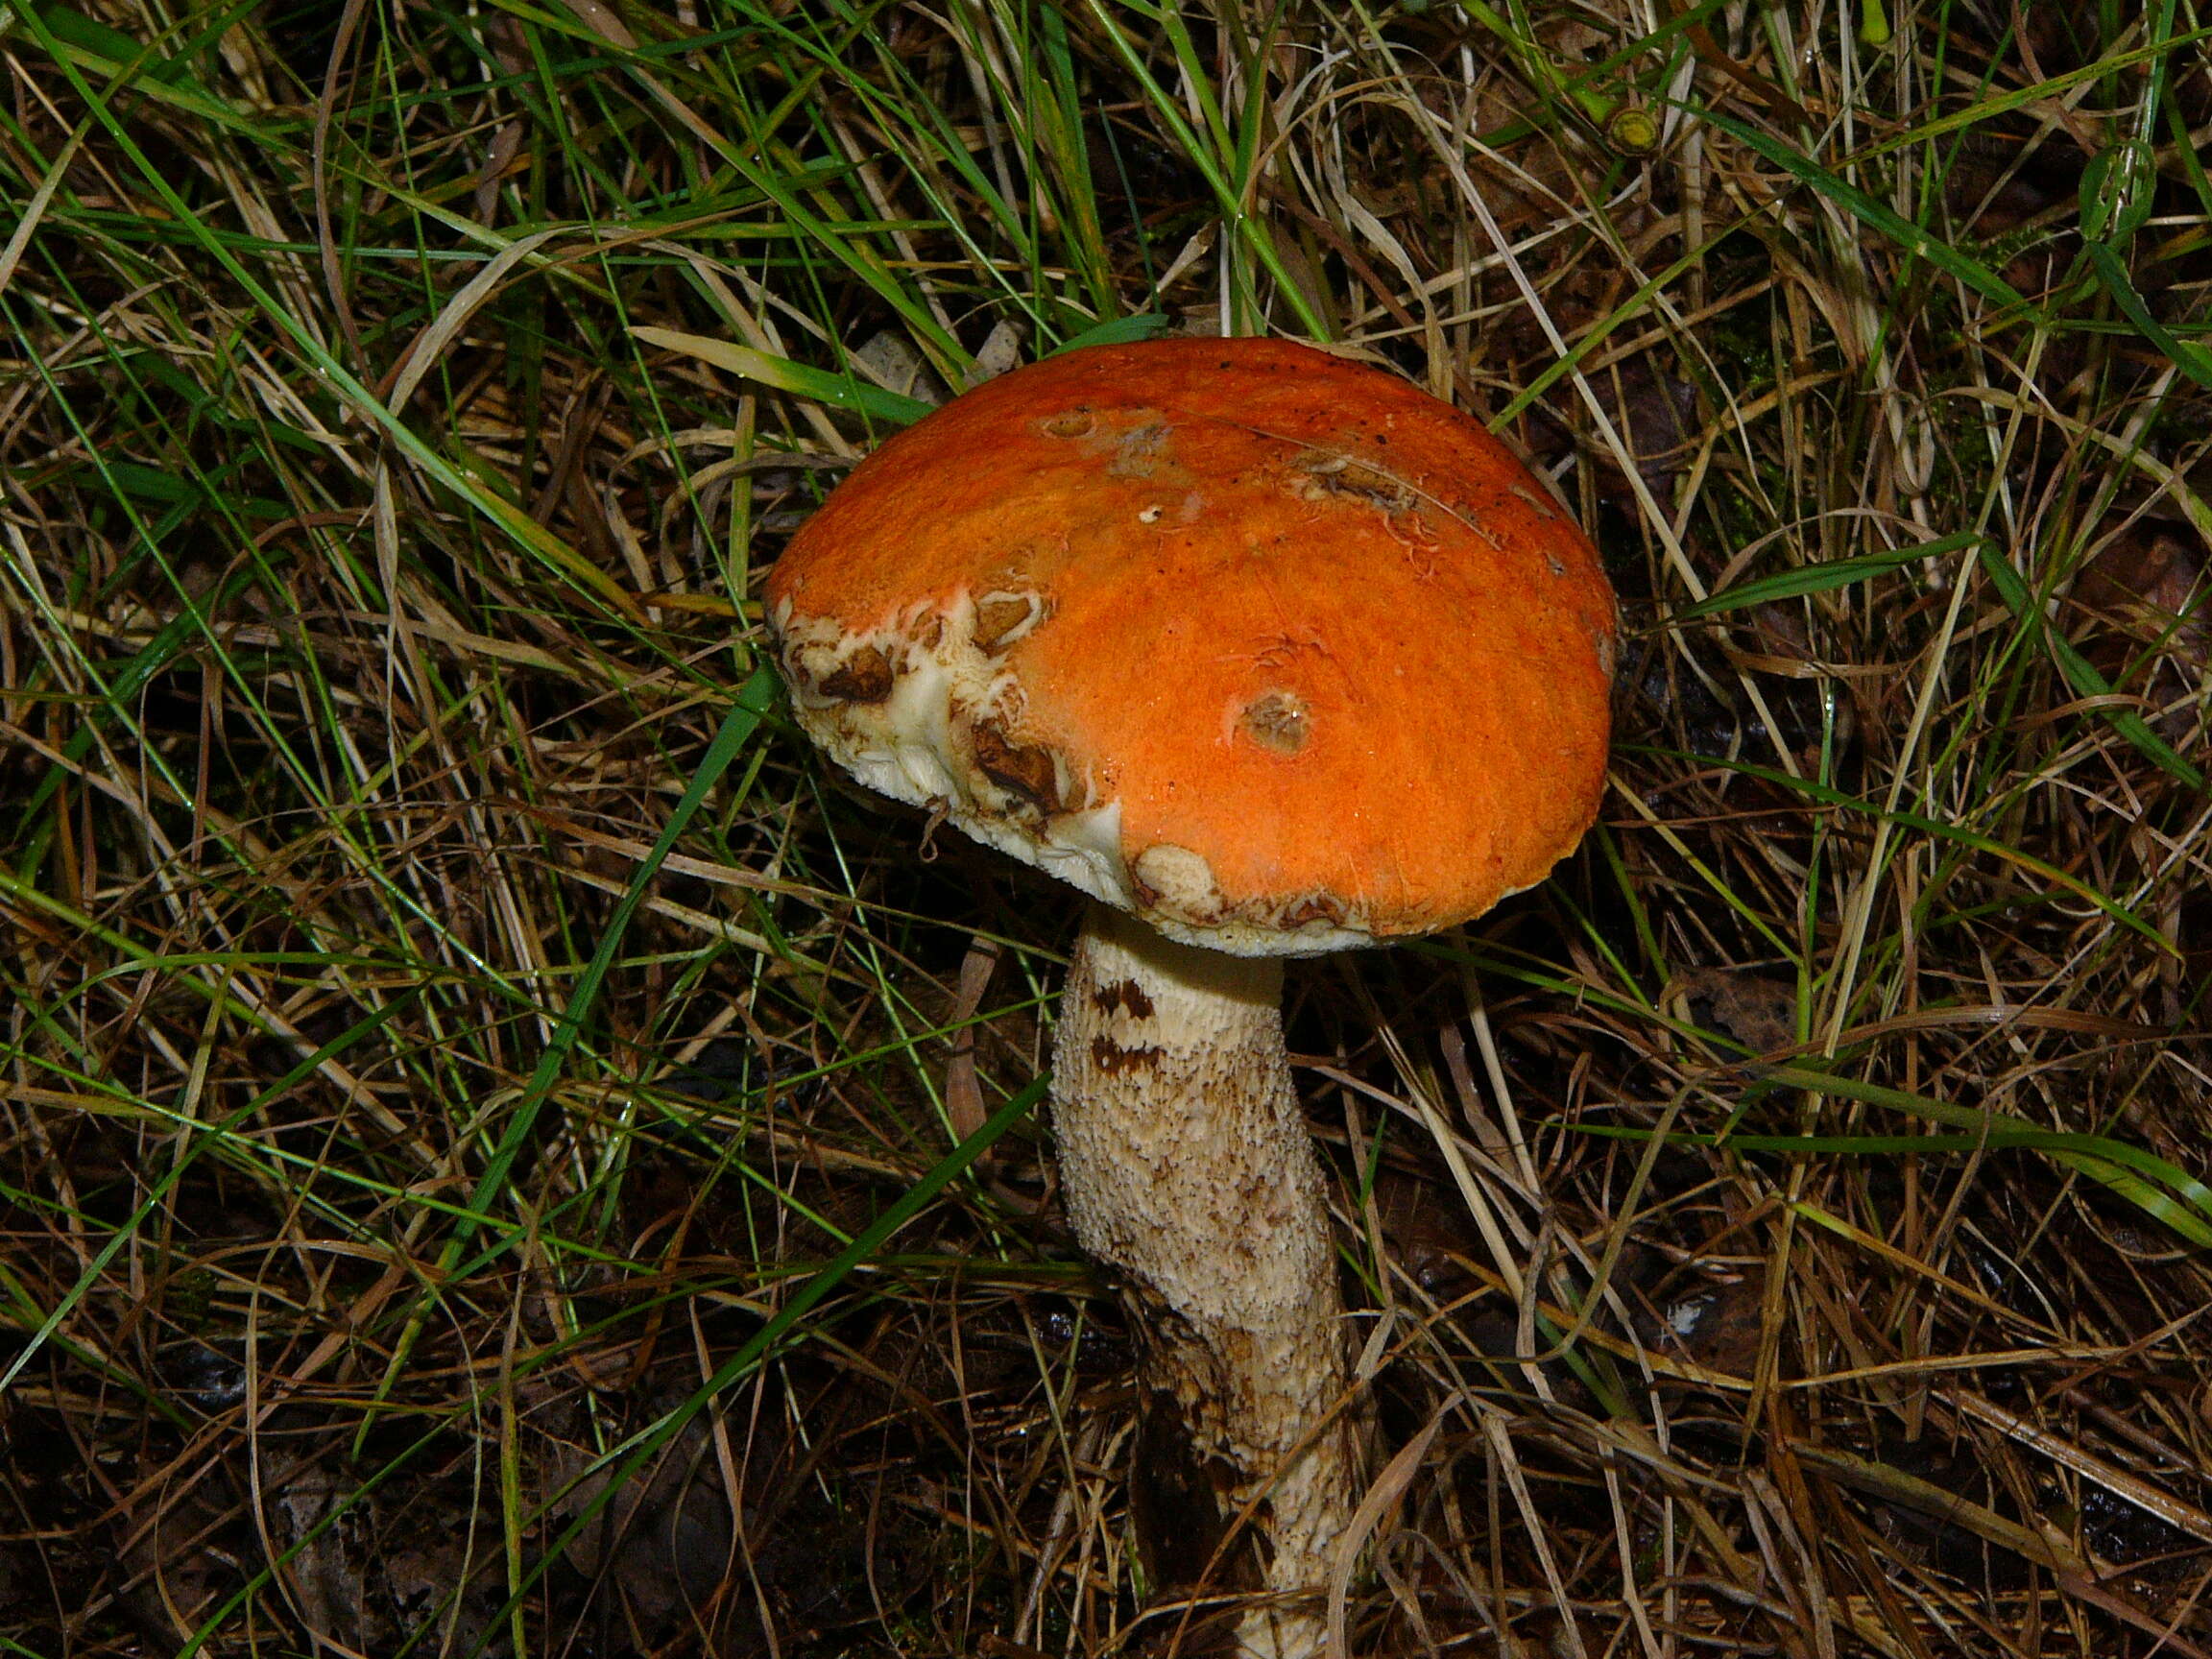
[765,337,1616,1656]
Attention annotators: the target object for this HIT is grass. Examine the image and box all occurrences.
[2,0,2211,1653]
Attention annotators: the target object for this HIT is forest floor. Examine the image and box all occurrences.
[4,0,2212,1654]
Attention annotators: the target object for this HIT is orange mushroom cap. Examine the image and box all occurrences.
[766,336,1617,956]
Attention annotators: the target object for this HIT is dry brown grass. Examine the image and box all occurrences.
[3,0,2211,1653]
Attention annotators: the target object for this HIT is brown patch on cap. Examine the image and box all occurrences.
[1040,409,1096,440]
[1238,690,1309,756]
[1293,453,1418,514]
[1106,422,1170,478]
[973,592,1043,652]
[816,645,896,704]
[969,722,1063,813]
[1279,892,1347,929]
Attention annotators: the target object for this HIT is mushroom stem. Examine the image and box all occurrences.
[1051,902,1362,1656]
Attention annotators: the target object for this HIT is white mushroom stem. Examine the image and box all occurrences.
[1051,901,1362,1657]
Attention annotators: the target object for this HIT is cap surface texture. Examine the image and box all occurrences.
[767,336,1616,955]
